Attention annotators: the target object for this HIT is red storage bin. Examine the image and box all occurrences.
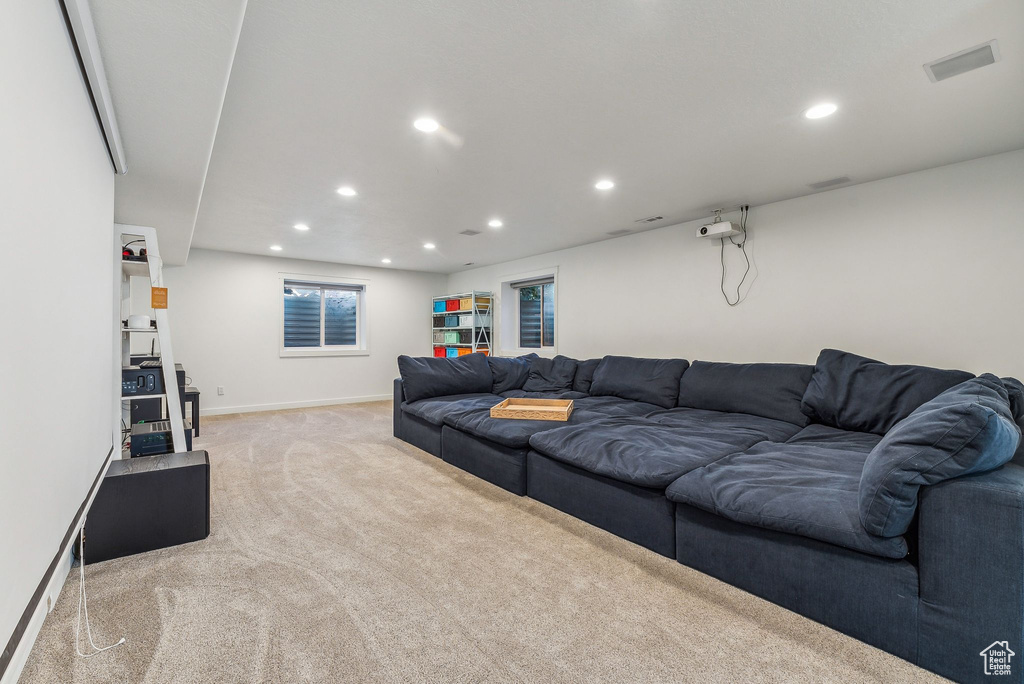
[433,346,446,357]
[445,299,460,311]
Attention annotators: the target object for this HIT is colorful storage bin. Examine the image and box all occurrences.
[433,301,446,313]
[444,331,460,344]
[432,331,444,344]
[445,315,459,327]
[459,298,473,311]
[445,347,459,357]
[459,329,472,344]
[458,313,492,328]
[433,346,446,357]
[433,315,445,328]
[457,347,471,356]
[445,299,460,311]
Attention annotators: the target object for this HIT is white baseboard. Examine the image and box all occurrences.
[1,539,75,684]
[200,394,392,417]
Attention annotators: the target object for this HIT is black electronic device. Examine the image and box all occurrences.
[83,451,210,564]
[128,397,163,423]
[129,420,191,456]
[130,421,173,456]
[121,365,164,396]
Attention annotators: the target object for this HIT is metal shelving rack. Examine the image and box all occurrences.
[118,223,187,457]
[431,291,493,356]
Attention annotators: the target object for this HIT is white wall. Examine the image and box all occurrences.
[0,0,115,669]
[161,249,447,414]
[449,149,1024,380]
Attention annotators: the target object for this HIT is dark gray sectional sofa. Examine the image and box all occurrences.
[393,349,1024,683]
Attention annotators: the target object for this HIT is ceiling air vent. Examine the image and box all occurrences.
[607,228,631,236]
[924,40,1000,83]
[808,176,852,190]
[464,262,475,266]
[459,229,481,236]
[634,215,664,224]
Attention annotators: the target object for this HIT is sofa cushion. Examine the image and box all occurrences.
[445,396,659,450]
[859,374,1022,538]
[800,349,974,435]
[1003,377,1024,459]
[590,356,689,409]
[529,408,800,488]
[499,389,588,400]
[401,393,504,426]
[522,355,579,392]
[487,354,538,394]
[572,358,601,394]
[677,361,813,427]
[667,425,907,559]
[397,353,493,403]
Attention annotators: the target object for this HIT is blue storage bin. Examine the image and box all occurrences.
[445,347,459,357]
[433,301,446,313]
[445,315,459,327]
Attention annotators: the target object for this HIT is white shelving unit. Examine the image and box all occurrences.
[118,224,187,457]
[431,291,493,356]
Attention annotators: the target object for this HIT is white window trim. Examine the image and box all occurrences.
[279,273,370,357]
[497,266,558,358]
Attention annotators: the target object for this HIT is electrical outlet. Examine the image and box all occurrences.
[217,386,224,396]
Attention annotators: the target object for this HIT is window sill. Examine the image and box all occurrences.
[280,348,369,358]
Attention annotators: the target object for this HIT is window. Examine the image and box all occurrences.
[282,279,366,355]
[513,277,555,348]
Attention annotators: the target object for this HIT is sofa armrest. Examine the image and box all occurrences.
[917,461,1024,682]
[393,378,405,438]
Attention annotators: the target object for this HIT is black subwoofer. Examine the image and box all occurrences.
[83,451,210,564]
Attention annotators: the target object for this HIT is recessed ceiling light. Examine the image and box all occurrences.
[336,186,357,197]
[293,223,309,231]
[413,117,440,133]
[270,245,282,251]
[595,179,615,190]
[803,103,838,119]
[488,219,503,228]
[423,243,436,250]
[381,258,392,264]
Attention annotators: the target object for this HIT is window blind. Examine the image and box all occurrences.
[515,279,554,348]
[509,276,554,289]
[283,280,363,348]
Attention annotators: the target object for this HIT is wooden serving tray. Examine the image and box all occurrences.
[490,398,574,421]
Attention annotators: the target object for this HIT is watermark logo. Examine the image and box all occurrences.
[980,641,1015,676]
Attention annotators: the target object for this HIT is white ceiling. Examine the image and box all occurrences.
[90,0,246,265]
[95,0,1024,271]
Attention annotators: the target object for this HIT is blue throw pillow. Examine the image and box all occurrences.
[572,358,601,394]
[397,353,493,403]
[859,375,1021,538]
[522,355,578,392]
[801,349,974,435]
[487,354,538,394]
[590,356,689,409]
[677,361,813,426]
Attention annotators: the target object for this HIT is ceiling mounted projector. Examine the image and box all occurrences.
[697,221,742,239]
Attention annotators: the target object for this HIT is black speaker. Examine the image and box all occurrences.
[83,451,210,564]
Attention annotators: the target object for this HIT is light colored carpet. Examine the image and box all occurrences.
[21,401,942,683]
